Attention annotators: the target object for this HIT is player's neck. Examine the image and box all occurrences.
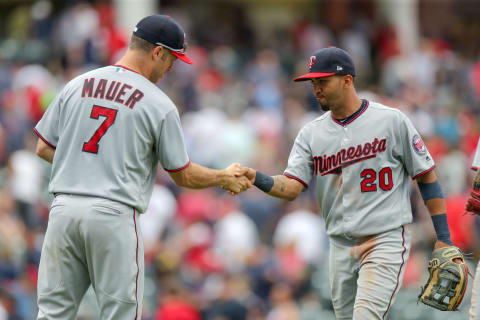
[115,51,154,82]
[330,95,363,119]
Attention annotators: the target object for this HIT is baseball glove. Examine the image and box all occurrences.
[466,189,480,215]
[418,246,468,311]
[466,172,480,214]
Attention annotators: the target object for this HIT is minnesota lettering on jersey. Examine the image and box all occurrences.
[314,138,387,175]
[81,78,144,109]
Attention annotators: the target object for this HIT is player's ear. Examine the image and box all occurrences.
[152,46,163,61]
[343,75,354,88]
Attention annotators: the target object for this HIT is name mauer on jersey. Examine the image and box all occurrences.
[81,78,144,109]
[314,137,387,175]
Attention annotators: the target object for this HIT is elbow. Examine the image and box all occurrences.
[35,139,54,163]
[281,190,300,201]
[174,177,187,188]
[286,194,298,201]
[176,180,188,188]
[36,142,49,159]
[35,145,43,158]
[285,187,304,201]
[36,148,46,161]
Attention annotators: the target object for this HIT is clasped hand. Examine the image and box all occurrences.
[222,163,255,195]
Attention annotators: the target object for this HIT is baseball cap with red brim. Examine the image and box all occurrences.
[133,14,193,65]
[293,47,355,81]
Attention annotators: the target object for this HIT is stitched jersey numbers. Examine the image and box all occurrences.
[360,167,393,192]
[82,105,118,154]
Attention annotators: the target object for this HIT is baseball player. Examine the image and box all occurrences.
[466,139,480,319]
[244,47,458,319]
[34,15,251,320]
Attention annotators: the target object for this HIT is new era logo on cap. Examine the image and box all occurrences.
[294,47,355,82]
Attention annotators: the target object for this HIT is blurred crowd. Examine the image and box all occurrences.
[1,1,480,319]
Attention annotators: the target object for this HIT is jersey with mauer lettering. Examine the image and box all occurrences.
[284,100,435,238]
[34,65,190,213]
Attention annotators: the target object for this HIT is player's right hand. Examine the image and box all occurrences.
[235,167,256,184]
[466,189,480,215]
[222,163,252,195]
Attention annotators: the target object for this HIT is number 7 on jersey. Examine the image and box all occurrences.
[82,105,118,154]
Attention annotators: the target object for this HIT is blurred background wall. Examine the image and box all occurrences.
[0,0,480,319]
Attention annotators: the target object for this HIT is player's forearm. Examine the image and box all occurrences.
[174,163,227,189]
[416,171,446,216]
[252,171,303,201]
[424,198,447,216]
[416,170,452,245]
[266,175,300,200]
[169,162,250,194]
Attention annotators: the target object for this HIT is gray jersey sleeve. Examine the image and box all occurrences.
[472,138,480,170]
[34,88,65,147]
[284,127,313,187]
[398,112,435,178]
[157,108,189,171]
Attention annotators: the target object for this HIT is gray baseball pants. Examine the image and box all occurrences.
[329,226,411,320]
[37,194,144,320]
[470,261,480,319]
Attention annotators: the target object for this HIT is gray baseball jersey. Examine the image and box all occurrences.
[470,140,480,320]
[34,65,189,213]
[284,100,435,238]
[472,139,480,171]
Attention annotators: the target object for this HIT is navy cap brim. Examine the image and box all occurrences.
[171,51,193,64]
[293,72,336,82]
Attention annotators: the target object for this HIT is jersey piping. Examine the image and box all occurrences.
[164,160,191,172]
[413,164,436,179]
[284,173,308,188]
[382,226,406,319]
[34,128,56,149]
[133,209,139,320]
[331,99,369,127]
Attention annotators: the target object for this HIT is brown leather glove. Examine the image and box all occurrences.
[466,189,480,215]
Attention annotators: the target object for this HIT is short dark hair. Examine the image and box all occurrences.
[129,34,156,52]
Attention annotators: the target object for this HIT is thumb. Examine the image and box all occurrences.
[234,166,248,177]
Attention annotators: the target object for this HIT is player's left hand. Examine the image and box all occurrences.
[465,189,480,215]
[418,246,469,311]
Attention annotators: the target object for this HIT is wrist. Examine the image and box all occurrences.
[434,240,451,250]
[218,169,230,187]
[253,171,274,193]
[431,213,452,246]
[249,168,256,182]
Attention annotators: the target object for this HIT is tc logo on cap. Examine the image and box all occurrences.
[308,56,316,68]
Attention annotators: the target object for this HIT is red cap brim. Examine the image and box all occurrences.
[293,72,336,82]
[171,51,193,64]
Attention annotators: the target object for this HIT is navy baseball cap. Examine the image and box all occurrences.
[293,47,355,81]
[133,14,193,65]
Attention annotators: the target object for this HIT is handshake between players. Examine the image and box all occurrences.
[223,164,304,201]
[223,164,281,197]
[221,163,254,195]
